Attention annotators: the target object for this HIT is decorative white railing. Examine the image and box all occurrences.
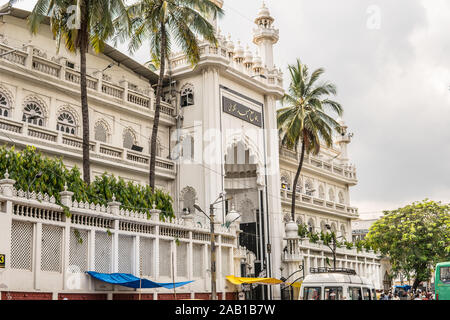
[0,177,240,296]
[279,147,357,181]
[0,41,176,118]
[280,188,359,217]
[0,117,176,177]
[170,41,284,89]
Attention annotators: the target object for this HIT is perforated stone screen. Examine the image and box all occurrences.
[11,220,34,270]
[69,229,88,272]
[139,237,153,277]
[159,240,171,277]
[193,244,203,278]
[95,231,112,273]
[118,235,134,274]
[41,224,63,272]
[176,242,188,277]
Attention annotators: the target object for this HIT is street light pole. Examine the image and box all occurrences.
[194,194,240,301]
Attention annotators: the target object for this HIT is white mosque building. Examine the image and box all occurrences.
[0,2,388,300]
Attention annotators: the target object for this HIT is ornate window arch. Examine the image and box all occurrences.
[338,191,345,204]
[283,213,290,223]
[307,218,315,233]
[318,184,325,199]
[94,119,111,143]
[180,83,194,107]
[320,221,327,233]
[305,179,314,196]
[181,186,197,215]
[123,128,137,150]
[280,173,290,190]
[22,96,48,127]
[296,216,303,226]
[329,188,335,202]
[0,86,13,118]
[330,222,337,234]
[56,106,79,135]
[340,225,347,239]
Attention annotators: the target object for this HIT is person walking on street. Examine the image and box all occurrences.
[392,293,400,300]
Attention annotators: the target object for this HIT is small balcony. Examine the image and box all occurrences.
[280,188,359,219]
[0,118,176,180]
[279,147,357,184]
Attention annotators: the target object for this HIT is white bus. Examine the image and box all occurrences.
[299,268,377,300]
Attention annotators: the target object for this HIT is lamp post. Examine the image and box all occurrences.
[193,194,240,301]
[27,172,43,199]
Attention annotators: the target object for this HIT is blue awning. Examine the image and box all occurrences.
[86,272,193,289]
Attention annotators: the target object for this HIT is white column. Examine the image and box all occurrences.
[112,221,119,272]
[34,222,42,290]
[135,235,140,277]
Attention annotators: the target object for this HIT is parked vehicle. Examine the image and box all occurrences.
[435,262,450,300]
[299,268,377,300]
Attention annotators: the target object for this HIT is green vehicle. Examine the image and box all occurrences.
[435,262,450,300]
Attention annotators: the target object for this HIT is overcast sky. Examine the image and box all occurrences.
[3,0,450,218]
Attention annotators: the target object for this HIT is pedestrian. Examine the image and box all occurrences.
[413,293,422,300]
[380,293,385,300]
[392,293,400,300]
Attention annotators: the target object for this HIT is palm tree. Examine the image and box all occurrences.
[28,0,127,184]
[277,59,343,221]
[116,0,223,192]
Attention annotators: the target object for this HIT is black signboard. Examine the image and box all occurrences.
[0,254,4,268]
[222,96,262,128]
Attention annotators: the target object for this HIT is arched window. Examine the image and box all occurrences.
[330,222,337,234]
[281,176,290,190]
[123,129,136,150]
[181,85,194,107]
[318,185,325,199]
[94,121,109,143]
[340,225,347,239]
[329,188,335,202]
[307,219,315,233]
[181,186,196,215]
[56,111,77,135]
[296,216,303,226]
[320,221,327,233]
[305,179,314,196]
[283,213,290,223]
[338,191,345,204]
[0,91,11,117]
[22,101,45,126]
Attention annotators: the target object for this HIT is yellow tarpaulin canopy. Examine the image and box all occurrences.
[226,276,303,288]
[226,276,283,285]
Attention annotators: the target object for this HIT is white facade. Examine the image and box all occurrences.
[0,3,389,300]
[279,117,389,292]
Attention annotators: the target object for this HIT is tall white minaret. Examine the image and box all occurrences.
[336,118,352,164]
[252,2,279,70]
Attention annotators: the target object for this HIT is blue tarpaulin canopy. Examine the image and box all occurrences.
[86,272,193,289]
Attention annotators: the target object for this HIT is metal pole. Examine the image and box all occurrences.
[333,239,337,270]
[210,204,217,300]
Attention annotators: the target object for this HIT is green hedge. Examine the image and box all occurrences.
[0,145,174,219]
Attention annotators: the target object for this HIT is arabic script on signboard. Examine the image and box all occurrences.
[222,96,262,128]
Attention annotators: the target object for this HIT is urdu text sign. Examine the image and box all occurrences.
[222,96,262,128]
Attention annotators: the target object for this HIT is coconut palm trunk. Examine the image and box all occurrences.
[291,136,306,221]
[80,7,91,184]
[149,22,167,191]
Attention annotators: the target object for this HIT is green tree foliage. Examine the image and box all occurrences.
[0,146,173,219]
[366,200,450,289]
